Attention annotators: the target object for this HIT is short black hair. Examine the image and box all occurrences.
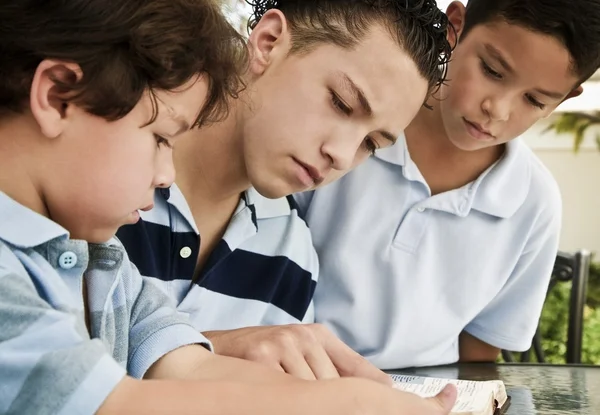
[461,0,600,83]
[247,0,453,98]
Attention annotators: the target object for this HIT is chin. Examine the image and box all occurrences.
[253,176,294,199]
[75,229,116,245]
[448,136,481,152]
[254,184,287,199]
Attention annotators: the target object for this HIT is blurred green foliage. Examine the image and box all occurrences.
[539,262,600,364]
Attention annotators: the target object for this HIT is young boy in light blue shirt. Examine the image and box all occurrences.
[0,0,457,413]
[296,0,600,369]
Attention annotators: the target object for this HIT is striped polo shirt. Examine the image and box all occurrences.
[0,191,209,415]
[117,184,318,331]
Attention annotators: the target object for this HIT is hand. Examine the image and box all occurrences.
[301,378,458,415]
[204,324,391,384]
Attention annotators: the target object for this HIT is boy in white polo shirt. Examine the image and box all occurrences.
[296,0,600,369]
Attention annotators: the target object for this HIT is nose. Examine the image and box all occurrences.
[154,148,176,189]
[481,94,511,122]
[321,132,362,172]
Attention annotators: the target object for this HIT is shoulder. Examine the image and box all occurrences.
[516,141,562,218]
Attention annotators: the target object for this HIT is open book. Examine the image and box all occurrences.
[391,374,510,415]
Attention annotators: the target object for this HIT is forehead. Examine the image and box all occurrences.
[131,75,208,132]
[462,20,578,94]
[286,26,429,131]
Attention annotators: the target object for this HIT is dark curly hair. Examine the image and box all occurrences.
[246,0,452,97]
[461,0,600,83]
[0,0,248,126]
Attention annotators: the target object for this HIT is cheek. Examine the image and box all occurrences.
[320,170,345,187]
[447,65,484,110]
[503,112,538,141]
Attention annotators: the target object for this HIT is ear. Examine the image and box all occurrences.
[29,60,83,139]
[562,84,584,102]
[446,1,467,48]
[247,9,289,77]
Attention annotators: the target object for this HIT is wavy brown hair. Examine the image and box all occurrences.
[0,0,248,126]
[247,0,452,99]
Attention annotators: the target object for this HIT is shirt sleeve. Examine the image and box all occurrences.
[0,247,126,415]
[124,259,213,378]
[464,200,562,352]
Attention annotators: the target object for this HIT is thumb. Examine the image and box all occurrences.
[427,384,457,413]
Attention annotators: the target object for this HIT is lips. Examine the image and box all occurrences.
[463,118,495,140]
[294,158,325,186]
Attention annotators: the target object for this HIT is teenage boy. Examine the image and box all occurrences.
[296,0,600,369]
[117,0,452,379]
[0,0,458,413]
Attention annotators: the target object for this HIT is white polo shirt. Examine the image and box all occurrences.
[295,136,561,369]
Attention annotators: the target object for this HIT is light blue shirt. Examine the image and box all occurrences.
[295,137,561,369]
[0,192,209,415]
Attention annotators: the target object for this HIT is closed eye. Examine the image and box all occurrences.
[363,136,379,155]
[480,59,502,80]
[154,134,173,149]
[525,94,546,110]
[329,89,352,116]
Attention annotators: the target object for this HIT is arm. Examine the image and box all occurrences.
[202,324,391,384]
[458,331,500,362]
[98,372,458,415]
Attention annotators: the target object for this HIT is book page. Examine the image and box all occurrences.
[392,375,501,414]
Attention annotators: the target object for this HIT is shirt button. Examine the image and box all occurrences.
[58,251,78,269]
[180,246,192,259]
[416,207,426,213]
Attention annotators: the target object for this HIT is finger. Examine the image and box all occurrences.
[247,348,289,375]
[427,384,457,413]
[280,349,318,381]
[314,327,391,385]
[303,344,341,380]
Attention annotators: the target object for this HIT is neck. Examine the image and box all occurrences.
[0,116,48,217]
[174,99,250,210]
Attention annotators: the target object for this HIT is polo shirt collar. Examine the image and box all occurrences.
[163,184,293,252]
[469,138,530,218]
[374,136,530,219]
[0,192,69,248]
[245,187,291,220]
[164,184,200,234]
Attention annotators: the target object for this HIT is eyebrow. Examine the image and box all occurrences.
[171,114,191,136]
[484,44,515,75]
[533,88,565,100]
[340,72,373,117]
[164,104,191,136]
[337,72,397,144]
